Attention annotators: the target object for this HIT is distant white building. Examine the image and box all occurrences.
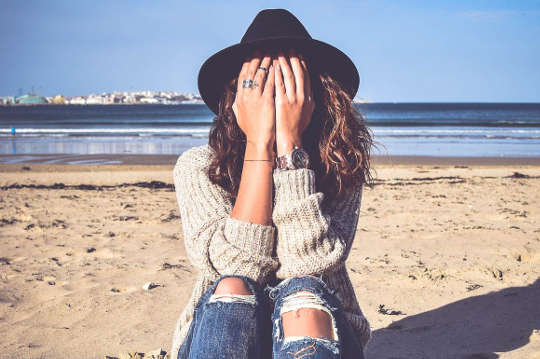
[86,96,104,105]
[123,95,136,104]
[69,97,86,105]
[181,98,204,104]
[140,97,159,104]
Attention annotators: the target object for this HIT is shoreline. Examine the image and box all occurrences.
[1,153,540,168]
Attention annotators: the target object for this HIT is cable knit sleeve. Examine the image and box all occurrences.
[272,168,363,279]
[173,146,278,285]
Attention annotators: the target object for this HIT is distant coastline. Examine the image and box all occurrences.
[0,91,371,106]
[0,91,203,106]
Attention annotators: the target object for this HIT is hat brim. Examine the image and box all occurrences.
[197,37,359,116]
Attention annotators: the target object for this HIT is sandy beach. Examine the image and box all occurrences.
[0,155,539,359]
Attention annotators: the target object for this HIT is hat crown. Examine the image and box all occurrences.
[241,9,312,44]
[198,8,360,116]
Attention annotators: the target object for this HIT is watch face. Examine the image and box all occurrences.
[292,148,310,168]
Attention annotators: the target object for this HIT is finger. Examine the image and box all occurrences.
[299,55,313,104]
[254,53,272,95]
[274,58,285,104]
[288,48,305,100]
[236,57,251,96]
[277,50,295,102]
[244,49,262,96]
[263,61,275,99]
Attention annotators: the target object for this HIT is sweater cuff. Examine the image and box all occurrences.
[273,168,316,201]
[224,216,275,257]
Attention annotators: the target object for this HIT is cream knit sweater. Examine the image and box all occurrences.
[169,144,372,359]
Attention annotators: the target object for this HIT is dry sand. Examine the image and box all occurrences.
[0,157,539,359]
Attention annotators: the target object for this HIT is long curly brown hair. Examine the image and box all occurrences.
[207,55,377,208]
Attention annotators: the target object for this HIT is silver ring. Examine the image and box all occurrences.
[242,79,254,88]
[257,66,268,73]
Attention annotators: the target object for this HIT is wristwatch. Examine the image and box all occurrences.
[275,145,310,170]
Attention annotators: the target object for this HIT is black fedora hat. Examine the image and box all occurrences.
[197,8,360,116]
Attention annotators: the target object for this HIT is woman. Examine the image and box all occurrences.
[170,8,375,359]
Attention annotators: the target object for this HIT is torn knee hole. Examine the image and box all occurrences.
[280,290,339,341]
[209,277,256,305]
[214,277,252,295]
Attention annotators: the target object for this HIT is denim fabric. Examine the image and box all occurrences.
[178,274,273,359]
[177,274,365,359]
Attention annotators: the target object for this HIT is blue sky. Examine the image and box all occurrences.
[1,0,539,102]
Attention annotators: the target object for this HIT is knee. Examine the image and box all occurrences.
[214,276,252,295]
[280,289,338,341]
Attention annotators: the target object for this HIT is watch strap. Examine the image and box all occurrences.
[275,146,308,170]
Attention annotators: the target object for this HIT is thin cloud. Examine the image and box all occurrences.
[458,9,538,19]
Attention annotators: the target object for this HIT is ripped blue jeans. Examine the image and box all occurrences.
[177,274,365,359]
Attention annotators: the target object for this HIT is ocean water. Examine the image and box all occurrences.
[0,103,539,160]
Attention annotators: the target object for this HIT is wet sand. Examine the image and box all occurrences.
[2,153,540,166]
